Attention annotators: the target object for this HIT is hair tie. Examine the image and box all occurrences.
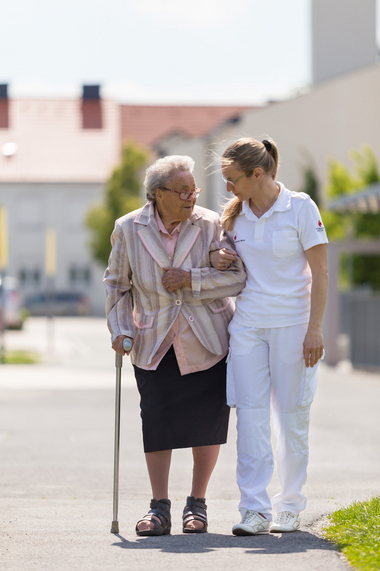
[262,139,272,152]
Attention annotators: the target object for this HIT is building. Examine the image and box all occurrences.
[312,0,377,84]
[121,104,249,148]
[0,88,120,315]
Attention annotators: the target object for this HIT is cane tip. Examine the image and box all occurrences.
[111,521,119,534]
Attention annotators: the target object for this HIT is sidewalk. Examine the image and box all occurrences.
[1,319,379,570]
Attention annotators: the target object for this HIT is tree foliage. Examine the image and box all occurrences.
[323,146,380,289]
[298,166,320,206]
[86,140,149,267]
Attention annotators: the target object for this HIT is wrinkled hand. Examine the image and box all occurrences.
[162,268,191,292]
[112,335,134,356]
[210,248,237,270]
[303,328,324,368]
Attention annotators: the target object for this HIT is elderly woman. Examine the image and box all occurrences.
[103,155,245,536]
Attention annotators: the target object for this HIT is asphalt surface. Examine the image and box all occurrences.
[1,317,380,571]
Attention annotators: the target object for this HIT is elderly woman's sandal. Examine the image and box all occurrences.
[182,496,208,533]
[135,498,171,536]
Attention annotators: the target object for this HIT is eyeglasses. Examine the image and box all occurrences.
[221,173,247,188]
[160,187,201,201]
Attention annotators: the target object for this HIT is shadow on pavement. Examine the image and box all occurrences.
[112,530,336,554]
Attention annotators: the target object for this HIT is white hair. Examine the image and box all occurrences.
[144,155,195,202]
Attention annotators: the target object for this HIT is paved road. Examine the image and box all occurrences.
[1,318,380,570]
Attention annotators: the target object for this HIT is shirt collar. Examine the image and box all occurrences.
[240,182,291,220]
[134,201,203,227]
[154,207,181,236]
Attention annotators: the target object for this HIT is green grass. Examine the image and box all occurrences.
[1,350,40,364]
[324,496,380,571]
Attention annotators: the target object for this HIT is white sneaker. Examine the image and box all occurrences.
[232,510,270,536]
[270,511,300,532]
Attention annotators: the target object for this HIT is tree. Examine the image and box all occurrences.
[86,140,149,266]
[298,165,320,206]
[323,146,380,290]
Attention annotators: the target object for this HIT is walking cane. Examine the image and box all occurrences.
[111,337,132,534]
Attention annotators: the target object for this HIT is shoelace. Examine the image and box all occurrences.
[276,511,292,523]
[241,510,259,524]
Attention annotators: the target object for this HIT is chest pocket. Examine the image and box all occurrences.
[272,230,301,258]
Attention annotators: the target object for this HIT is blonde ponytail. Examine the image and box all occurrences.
[221,197,242,231]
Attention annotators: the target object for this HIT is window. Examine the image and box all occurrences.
[19,268,41,286]
[69,266,91,285]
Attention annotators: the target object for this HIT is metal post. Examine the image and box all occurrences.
[45,228,56,357]
[0,207,8,364]
[0,272,5,364]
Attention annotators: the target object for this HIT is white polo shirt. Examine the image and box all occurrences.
[229,183,328,328]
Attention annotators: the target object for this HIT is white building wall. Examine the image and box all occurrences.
[161,64,380,205]
[312,0,377,84]
[235,64,380,196]
[0,182,107,316]
[157,134,211,209]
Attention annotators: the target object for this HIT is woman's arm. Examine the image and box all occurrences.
[162,218,246,298]
[103,222,135,350]
[162,255,245,296]
[303,243,328,368]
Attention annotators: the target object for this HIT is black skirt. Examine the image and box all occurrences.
[133,346,230,453]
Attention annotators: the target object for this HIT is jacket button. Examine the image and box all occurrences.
[188,316,194,322]
[175,300,181,305]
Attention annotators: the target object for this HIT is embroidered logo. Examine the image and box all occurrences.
[316,220,324,232]
[233,234,246,244]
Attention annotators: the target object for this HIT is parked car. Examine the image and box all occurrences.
[0,276,24,330]
[24,291,91,316]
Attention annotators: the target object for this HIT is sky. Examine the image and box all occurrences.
[1,0,379,106]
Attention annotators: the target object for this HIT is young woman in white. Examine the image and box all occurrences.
[211,138,328,535]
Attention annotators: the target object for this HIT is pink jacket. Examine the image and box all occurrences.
[104,202,246,367]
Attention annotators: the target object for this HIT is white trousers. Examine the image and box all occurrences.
[227,321,320,520]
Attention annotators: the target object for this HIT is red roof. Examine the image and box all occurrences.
[121,105,253,147]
